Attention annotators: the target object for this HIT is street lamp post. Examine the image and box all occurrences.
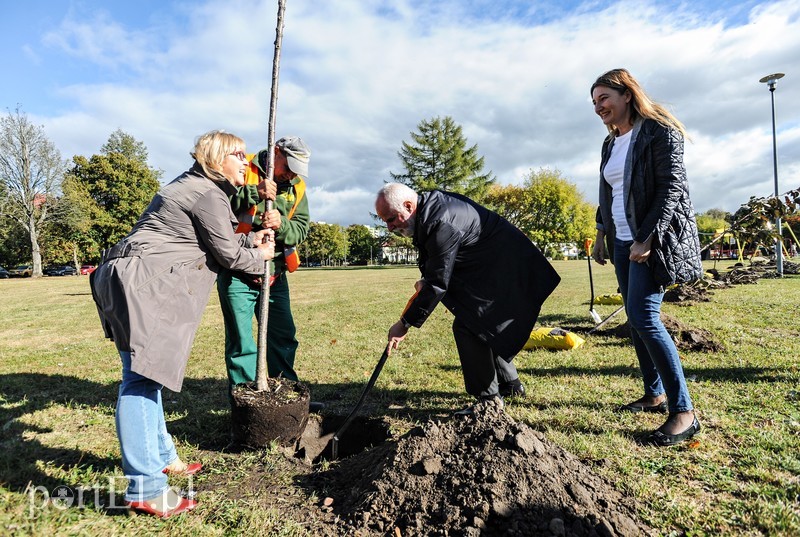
[759,72,785,276]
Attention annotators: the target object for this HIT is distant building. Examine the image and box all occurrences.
[380,239,418,264]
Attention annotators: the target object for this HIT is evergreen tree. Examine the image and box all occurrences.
[391,116,495,202]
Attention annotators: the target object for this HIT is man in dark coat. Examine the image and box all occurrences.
[376,183,560,408]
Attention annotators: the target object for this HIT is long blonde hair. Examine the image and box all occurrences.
[191,130,245,179]
[591,68,687,138]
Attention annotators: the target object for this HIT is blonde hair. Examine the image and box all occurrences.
[191,130,245,178]
[591,68,687,138]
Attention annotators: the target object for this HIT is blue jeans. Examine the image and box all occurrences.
[116,351,177,501]
[613,239,693,414]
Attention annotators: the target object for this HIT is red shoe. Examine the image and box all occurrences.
[163,462,203,476]
[127,492,197,518]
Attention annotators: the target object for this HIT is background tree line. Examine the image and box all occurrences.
[3,109,790,275]
[0,108,160,276]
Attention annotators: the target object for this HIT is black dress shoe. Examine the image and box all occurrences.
[619,400,668,413]
[309,401,326,413]
[498,381,526,398]
[643,416,701,447]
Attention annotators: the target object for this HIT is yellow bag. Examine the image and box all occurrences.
[523,327,585,351]
[593,293,623,305]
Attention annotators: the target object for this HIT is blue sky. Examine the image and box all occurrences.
[2,0,798,225]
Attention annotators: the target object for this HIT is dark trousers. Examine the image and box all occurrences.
[452,316,518,398]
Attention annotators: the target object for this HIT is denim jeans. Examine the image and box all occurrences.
[116,351,177,502]
[613,239,693,413]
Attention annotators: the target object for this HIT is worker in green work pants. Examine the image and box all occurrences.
[217,136,320,409]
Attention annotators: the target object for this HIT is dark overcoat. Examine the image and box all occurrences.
[402,190,561,359]
[90,164,265,392]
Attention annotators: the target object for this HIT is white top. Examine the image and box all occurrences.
[603,130,633,241]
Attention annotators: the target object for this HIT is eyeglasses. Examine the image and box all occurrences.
[229,150,247,161]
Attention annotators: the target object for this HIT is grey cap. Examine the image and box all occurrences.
[276,136,311,179]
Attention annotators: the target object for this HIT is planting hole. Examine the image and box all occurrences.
[296,414,391,463]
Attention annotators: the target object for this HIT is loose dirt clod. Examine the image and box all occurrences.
[607,313,725,353]
[309,400,652,536]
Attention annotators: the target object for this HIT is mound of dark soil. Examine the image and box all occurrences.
[662,284,712,303]
[607,313,724,353]
[311,399,650,536]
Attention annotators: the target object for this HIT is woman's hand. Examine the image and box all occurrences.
[592,231,606,265]
[629,236,653,263]
[253,228,274,245]
[253,229,275,260]
[256,240,275,260]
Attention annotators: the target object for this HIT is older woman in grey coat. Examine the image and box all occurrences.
[91,130,275,517]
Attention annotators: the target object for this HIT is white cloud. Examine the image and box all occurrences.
[30,0,800,224]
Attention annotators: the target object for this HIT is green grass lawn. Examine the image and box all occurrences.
[1,260,799,535]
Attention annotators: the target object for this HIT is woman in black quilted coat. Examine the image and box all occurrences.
[590,68,702,447]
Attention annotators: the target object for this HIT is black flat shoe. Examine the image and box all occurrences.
[643,416,701,447]
[619,400,668,413]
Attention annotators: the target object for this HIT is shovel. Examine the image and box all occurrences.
[330,289,419,458]
[331,344,390,459]
[585,238,603,324]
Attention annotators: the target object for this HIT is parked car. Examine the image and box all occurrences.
[80,264,97,275]
[44,265,77,276]
[0,266,9,279]
[9,265,33,277]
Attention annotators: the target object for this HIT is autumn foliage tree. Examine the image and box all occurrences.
[346,224,380,265]
[724,187,800,256]
[484,168,595,257]
[302,222,348,265]
[695,209,730,248]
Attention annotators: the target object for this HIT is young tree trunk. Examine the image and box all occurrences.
[29,213,42,277]
[256,0,287,392]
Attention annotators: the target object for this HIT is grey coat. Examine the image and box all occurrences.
[90,164,266,392]
[597,118,703,287]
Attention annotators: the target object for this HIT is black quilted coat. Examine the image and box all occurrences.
[597,118,703,287]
